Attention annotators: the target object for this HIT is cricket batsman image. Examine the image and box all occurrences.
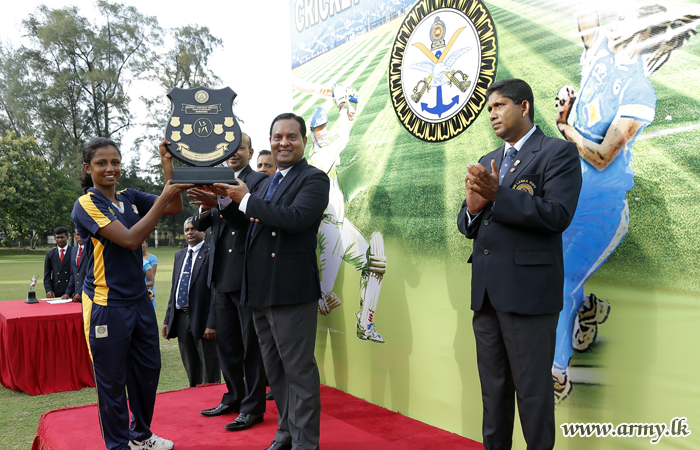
[299,82,388,344]
[553,3,699,403]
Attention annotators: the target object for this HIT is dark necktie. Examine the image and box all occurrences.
[176,249,193,309]
[251,172,283,235]
[59,248,65,262]
[265,172,284,200]
[499,146,518,185]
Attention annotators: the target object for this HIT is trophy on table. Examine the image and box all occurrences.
[165,86,243,184]
[26,275,38,304]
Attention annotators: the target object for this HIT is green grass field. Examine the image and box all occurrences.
[291,0,700,296]
[0,247,193,450]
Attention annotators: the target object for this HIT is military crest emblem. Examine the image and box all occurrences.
[389,0,498,142]
[165,86,242,167]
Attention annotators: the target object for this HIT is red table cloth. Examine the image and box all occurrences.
[0,300,95,395]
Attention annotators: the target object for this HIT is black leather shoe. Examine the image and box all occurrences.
[224,413,264,431]
[263,441,292,450]
[266,389,274,401]
[200,403,237,417]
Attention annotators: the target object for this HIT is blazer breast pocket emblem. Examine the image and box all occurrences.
[512,179,537,196]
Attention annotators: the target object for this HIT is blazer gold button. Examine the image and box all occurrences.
[255,219,260,223]
[229,249,233,253]
[271,253,275,258]
[271,232,276,237]
[220,215,223,219]
[232,232,235,236]
[250,217,254,222]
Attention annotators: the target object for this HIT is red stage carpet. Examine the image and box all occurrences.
[32,384,482,449]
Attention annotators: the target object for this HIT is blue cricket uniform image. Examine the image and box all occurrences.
[556,36,656,371]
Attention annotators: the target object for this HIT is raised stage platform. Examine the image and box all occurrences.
[32,384,482,449]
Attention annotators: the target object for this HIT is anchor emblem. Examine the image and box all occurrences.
[409,25,471,117]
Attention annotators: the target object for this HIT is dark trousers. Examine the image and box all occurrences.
[253,300,320,450]
[174,308,220,387]
[85,294,160,450]
[473,296,559,450]
[214,290,266,414]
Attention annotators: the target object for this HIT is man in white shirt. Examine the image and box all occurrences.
[44,226,72,298]
[162,218,219,387]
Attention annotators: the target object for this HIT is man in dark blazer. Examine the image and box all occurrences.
[44,226,72,298]
[458,79,582,450]
[66,229,88,302]
[212,113,329,450]
[189,132,269,432]
[162,218,220,387]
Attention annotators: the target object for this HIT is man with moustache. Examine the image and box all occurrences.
[257,150,277,176]
[162,218,219,387]
[190,132,269,432]
[458,79,581,449]
[210,113,329,450]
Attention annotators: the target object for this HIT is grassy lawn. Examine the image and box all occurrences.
[0,246,194,450]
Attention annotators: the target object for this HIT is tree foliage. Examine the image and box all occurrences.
[0,132,78,248]
[0,2,225,246]
[19,1,161,178]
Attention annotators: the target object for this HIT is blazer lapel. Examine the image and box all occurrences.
[249,159,306,244]
[239,165,252,183]
[190,244,208,282]
[501,127,543,189]
[270,158,305,202]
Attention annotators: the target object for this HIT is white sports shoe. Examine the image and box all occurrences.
[129,434,174,450]
[357,322,385,344]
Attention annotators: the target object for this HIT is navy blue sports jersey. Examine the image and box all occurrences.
[72,188,157,306]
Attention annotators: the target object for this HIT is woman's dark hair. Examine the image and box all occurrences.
[80,137,121,194]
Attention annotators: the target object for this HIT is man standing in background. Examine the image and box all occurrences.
[190,132,269,432]
[67,229,87,302]
[162,218,219,387]
[44,226,72,298]
[257,150,277,176]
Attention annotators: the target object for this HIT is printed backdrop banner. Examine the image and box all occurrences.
[290,0,700,448]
